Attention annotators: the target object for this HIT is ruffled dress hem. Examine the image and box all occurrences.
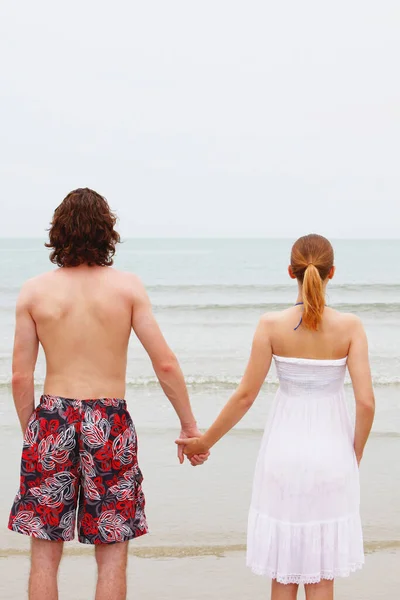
[247,508,364,584]
[246,561,364,584]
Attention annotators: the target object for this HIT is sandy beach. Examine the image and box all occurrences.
[1,426,400,598]
[1,546,399,599]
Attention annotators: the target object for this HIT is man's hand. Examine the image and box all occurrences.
[176,436,210,463]
[177,424,210,466]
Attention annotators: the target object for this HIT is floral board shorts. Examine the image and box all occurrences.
[8,395,148,544]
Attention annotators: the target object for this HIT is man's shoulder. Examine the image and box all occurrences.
[17,271,56,307]
[21,267,148,298]
[23,267,144,285]
[108,269,143,288]
[20,271,55,293]
[106,269,148,299]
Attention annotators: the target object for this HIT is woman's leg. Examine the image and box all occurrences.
[271,580,298,600]
[304,579,334,600]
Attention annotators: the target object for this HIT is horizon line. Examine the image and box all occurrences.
[0,236,399,242]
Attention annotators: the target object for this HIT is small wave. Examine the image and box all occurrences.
[127,375,243,387]
[1,282,399,295]
[153,302,400,313]
[1,302,399,315]
[123,375,400,388]
[0,374,399,390]
[147,283,400,293]
[0,375,246,390]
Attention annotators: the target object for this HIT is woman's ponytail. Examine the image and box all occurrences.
[302,263,325,331]
[290,234,334,331]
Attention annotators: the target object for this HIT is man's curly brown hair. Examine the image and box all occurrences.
[45,188,121,267]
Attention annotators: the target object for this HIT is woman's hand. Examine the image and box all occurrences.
[176,425,210,466]
[175,436,210,462]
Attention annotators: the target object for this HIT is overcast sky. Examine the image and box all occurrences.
[1,1,399,238]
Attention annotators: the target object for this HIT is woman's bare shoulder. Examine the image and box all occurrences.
[259,307,298,325]
[326,308,364,331]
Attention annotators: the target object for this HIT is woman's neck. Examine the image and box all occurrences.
[296,284,327,305]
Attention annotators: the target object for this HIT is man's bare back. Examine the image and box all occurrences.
[14,263,203,437]
[27,265,145,399]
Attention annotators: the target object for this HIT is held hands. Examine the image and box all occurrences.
[176,424,210,466]
[175,433,210,466]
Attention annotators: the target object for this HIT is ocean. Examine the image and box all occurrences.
[0,238,399,598]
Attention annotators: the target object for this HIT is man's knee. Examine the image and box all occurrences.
[31,538,64,570]
[95,542,129,573]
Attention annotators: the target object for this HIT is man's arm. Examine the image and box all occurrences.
[12,283,39,433]
[130,276,207,464]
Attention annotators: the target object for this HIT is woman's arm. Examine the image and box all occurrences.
[346,315,375,465]
[176,315,274,457]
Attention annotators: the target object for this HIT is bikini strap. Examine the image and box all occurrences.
[294,302,303,330]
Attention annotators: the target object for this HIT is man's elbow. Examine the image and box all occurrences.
[12,371,34,389]
[154,354,179,375]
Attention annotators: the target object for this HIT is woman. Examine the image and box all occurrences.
[177,234,375,600]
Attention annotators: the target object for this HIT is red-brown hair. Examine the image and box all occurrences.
[45,188,120,267]
[290,234,334,331]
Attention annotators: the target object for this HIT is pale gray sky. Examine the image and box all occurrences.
[1,1,399,238]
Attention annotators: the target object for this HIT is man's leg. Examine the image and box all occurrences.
[95,541,129,600]
[29,538,64,600]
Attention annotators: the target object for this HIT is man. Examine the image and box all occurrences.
[8,188,207,600]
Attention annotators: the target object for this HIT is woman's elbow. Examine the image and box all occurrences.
[357,394,375,414]
[238,390,256,410]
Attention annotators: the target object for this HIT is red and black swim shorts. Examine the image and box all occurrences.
[8,395,148,544]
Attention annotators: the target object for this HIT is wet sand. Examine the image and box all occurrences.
[0,547,398,599]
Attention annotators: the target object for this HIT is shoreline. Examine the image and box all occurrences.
[1,538,400,559]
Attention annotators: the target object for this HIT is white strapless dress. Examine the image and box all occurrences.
[247,355,364,585]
